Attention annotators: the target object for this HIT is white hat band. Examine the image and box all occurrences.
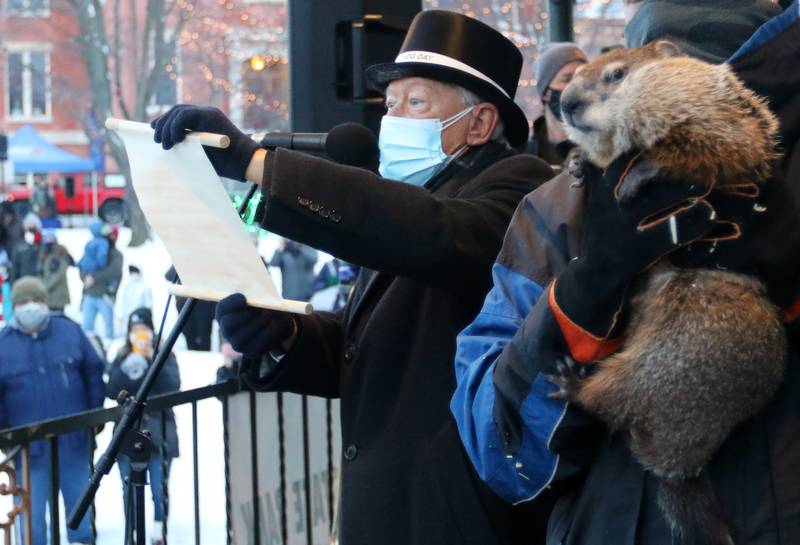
[394,51,511,99]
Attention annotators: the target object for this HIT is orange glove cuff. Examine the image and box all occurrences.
[548,283,623,363]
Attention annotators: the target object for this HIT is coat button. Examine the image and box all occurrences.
[297,196,310,207]
[309,202,320,212]
[343,343,356,363]
[344,444,358,461]
[319,207,330,218]
[330,211,342,223]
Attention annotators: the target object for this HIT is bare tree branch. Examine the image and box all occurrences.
[113,0,131,119]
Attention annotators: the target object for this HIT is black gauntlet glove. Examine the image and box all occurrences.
[671,172,800,311]
[551,154,717,361]
[151,104,259,182]
[215,293,296,359]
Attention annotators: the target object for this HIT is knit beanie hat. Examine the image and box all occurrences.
[625,0,781,63]
[534,42,588,96]
[11,276,47,306]
[128,307,154,332]
[22,212,42,232]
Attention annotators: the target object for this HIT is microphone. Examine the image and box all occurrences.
[255,122,378,168]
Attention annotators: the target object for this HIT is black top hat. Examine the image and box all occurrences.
[365,10,528,147]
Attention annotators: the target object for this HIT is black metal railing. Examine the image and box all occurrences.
[0,381,340,545]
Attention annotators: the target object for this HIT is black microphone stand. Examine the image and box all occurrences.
[68,183,260,541]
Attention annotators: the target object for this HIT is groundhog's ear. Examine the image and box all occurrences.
[653,40,682,58]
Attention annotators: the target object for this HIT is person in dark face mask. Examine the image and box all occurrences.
[0,276,105,545]
[528,42,588,168]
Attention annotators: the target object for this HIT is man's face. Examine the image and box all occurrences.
[384,77,473,155]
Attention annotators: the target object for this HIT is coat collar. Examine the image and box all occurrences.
[346,142,513,325]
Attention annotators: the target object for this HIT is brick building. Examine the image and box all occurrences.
[1,0,625,180]
[0,0,290,179]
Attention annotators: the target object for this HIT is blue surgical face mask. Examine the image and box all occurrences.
[14,301,49,333]
[378,106,473,186]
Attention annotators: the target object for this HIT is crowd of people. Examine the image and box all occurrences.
[1,1,799,544]
[0,208,351,544]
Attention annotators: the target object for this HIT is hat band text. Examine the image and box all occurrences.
[394,51,511,99]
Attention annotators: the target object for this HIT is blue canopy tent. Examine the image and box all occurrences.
[9,124,95,173]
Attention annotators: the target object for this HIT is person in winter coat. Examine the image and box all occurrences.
[151,10,555,544]
[527,42,587,168]
[106,307,180,545]
[40,229,74,312]
[0,276,105,545]
[12,212,43,281]
[452,2,800,544]
[82,229,123,341]
[0,202,22,261]
[118,265,153,333]
[77,219,111,279]
[270,239,318,300]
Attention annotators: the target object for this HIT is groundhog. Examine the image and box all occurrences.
[550,41,787,545]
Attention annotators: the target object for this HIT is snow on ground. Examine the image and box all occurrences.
[3,224,331,544]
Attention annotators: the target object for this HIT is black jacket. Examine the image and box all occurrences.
[251,142,554,544]
[106,350,181,458]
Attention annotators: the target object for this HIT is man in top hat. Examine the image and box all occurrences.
[151,10,554,544]
[528,42,587,167]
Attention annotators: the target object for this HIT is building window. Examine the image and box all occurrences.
[6,50,51,120]
[7,0,49,16]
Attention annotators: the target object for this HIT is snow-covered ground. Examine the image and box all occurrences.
[2,224,331,544]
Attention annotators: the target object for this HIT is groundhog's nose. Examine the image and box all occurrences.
[560,96,583,117]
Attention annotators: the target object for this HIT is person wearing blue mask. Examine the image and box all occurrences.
[150,9,554,545]
[0,276,105,545]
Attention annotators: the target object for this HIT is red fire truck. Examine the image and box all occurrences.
[5,172,127,223]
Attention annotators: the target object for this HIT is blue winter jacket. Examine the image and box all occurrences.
[0,314,106,457]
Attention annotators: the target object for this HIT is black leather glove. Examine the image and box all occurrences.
[215,293,296,358]
[552,154,717,352]
[151,104,259,182]
[671,173,800,310]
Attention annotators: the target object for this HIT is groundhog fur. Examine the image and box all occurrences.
[551,41,787,545]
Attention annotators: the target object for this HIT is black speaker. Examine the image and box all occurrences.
[0,134,7,162]
[289,0,420,135]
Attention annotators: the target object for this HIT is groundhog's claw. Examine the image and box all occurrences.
[547,356,585,400]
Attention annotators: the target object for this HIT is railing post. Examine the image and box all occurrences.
[301,396,312,545]
[277,393,287,545]
[23,446,32,545]
[192,401,200,545]
[49,437,60,545]
[326,399,334,532]
[160,411,170,545]
[222,395,232,545]
[249,391,261,545]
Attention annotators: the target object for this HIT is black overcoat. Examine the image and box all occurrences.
[252,142,554,544]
